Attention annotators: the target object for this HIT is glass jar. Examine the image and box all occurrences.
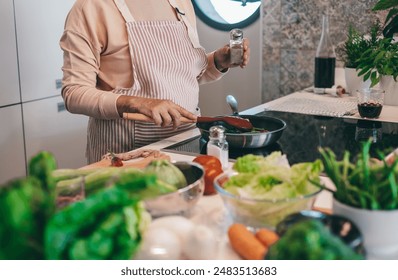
[207,126,229,170]
[230,28,244,66]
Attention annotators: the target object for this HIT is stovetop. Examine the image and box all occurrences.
[162,111,398,165]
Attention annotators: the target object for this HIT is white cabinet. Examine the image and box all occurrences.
[23,96,88,169]
[0,0,20,107]
[14,0,75,102]
[0,105,26,185]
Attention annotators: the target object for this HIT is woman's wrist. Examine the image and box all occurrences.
[116,95,139,117]
[214,51,228,73]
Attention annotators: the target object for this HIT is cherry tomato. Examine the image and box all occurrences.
[111,156,123,167]
[193,155,222,169]
[193,155,223,195]
[203,166,223,195]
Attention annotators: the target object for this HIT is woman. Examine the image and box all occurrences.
[60,0,250,163]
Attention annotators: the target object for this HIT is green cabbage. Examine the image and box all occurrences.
[145,160,187,189]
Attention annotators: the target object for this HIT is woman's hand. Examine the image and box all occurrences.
[117,96,197,128]
[214,38,250,71]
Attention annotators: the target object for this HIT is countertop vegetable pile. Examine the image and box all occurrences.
[0,152,183,260]
[227,220,363,260]
[45,172,155,260]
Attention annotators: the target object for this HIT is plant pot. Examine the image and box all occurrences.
[344,67,370,95]
[379,75,398,106]
[333,198,398,259]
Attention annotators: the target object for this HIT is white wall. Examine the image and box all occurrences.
[196,15,262,116]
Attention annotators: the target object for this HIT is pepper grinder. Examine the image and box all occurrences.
[230,29,244,66]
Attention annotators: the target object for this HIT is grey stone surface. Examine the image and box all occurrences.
[261,0,385,100]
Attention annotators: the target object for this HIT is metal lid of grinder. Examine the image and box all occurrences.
[209,125,226,139]
[230,28,243,41]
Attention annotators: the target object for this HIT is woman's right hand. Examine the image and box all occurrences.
[117,95,197,128]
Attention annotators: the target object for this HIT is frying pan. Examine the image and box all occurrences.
[197,114,287,149]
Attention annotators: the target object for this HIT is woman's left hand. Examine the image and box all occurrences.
[214,38,250,71]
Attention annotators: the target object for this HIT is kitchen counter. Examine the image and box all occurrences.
[138,89,398,214]
[120,89,398,260]
[243,90,398,123]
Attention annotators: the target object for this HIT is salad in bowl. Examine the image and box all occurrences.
[214,152,323,229]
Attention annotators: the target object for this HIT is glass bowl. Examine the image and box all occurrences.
[213,171,321,229]
[144,161,204,217]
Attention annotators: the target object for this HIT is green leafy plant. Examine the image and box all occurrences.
[373,0,398,38]
[339,25,372,68]
[356,23,398,87]
[316,140,398,210]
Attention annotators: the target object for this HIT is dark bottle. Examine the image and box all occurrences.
[314,15,336,93]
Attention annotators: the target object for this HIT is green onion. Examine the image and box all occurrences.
[319,139,398,210]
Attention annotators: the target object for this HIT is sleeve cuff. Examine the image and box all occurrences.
[207,51,229,79]
[100,92,122,119]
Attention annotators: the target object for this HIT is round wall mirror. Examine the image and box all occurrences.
[192,0,261,31]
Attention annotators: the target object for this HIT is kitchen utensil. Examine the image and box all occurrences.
[197,114,286,148]
[123,113,253,132]
[226,95,239,115]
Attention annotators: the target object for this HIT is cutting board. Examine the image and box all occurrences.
[80,153,170,170]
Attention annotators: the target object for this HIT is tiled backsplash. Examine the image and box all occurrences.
[261,0,383,101]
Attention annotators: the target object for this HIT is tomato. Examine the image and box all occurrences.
[193,155,223,195]
[111,156,123,167]
[193,155,222,169]
[203,166,223,195]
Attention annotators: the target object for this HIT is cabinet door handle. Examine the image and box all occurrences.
[57,102,66,112]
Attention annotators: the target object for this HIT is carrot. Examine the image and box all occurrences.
[255,228,279,247]
[227,223,267,260]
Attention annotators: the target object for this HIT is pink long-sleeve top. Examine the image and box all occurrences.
[60,0,225,120]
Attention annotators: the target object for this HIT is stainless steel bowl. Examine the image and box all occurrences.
[197,115,287,148]
[144,161,204,217]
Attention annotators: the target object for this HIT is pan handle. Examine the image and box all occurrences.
[122,112,194,123]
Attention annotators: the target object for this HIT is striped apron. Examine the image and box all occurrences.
[86,0,208,163]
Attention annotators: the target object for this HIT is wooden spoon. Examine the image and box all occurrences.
[196,116,253,131]
[123,113,253,132]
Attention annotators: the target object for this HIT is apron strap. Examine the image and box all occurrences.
[113,0,135,23]
[167,0,201,48]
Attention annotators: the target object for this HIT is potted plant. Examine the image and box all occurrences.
[356,36,398,105]
[372,0,398,38]
[337,24,372,94]
[316,140,398,259]
[356,24,398,105]
[354,1,398,105]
